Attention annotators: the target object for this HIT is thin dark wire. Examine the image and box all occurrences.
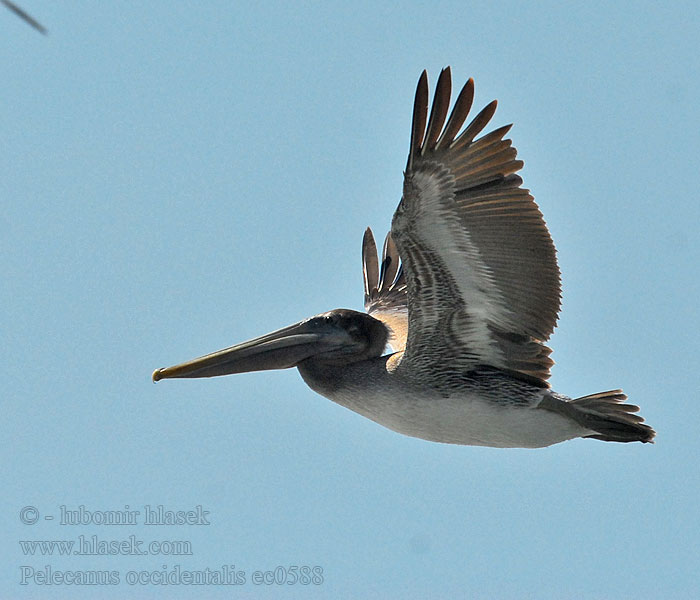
[2,0,47,35]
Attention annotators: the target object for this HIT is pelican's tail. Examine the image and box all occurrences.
[539,390,655,443]
[570,390,655,443]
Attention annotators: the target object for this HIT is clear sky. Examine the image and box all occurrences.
[3,2,699,598]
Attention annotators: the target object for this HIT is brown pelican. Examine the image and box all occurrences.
[153,68,655,448]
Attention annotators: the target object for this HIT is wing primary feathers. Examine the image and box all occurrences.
[422,67,452,154]
[451,99,498,151]
[391,263,405,290]
[362,227,379,304]
[465,124,513,154]
[407,71,429,171]
[385,235,406,291]
[362,227,409,351]
[379,233,400,293]
[435,77,474,151]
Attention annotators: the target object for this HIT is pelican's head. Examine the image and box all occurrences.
[152,309,389,382]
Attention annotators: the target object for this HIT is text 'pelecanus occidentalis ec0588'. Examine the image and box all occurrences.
[153,68,655,448]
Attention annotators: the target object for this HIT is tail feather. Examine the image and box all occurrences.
[541,390,656,443]
[573,390,655,443]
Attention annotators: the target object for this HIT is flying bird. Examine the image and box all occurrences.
[153,68,655,448]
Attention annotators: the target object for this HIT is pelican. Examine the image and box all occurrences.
[153,68,655,448]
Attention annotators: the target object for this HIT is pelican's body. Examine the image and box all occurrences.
[154,69,655,447]
[300,357,582,448]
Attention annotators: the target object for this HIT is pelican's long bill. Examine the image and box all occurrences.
[153,319,331,381]
[152,309,387,382]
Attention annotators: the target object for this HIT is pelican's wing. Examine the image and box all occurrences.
[392,68,560,385]
[362,228,408,351]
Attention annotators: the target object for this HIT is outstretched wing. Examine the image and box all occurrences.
[391,67,560,386]
[362,228,408,351]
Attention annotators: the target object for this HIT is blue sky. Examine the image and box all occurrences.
[3,1,699,598]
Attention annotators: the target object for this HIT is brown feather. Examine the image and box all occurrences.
[362,227,379,302]
[407,71,429,171]
[451,99,498,151]
[422,67,452,154]
[435,78,474,151]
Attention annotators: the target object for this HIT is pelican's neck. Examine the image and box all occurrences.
[297,355,391,399]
